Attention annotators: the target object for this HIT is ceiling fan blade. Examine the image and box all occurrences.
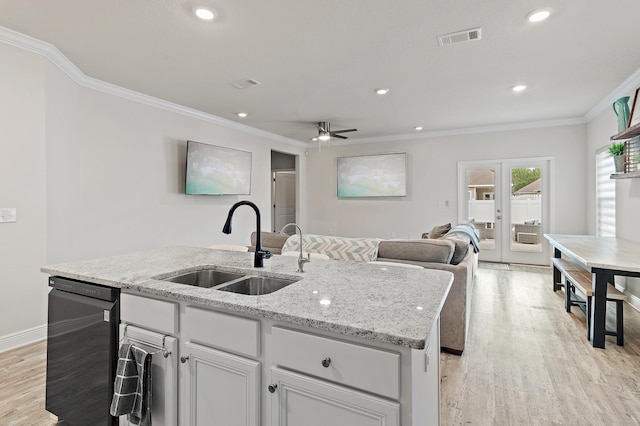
[331,134,348,139]
[332,128,358,134]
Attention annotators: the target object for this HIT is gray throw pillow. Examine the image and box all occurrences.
[442,234,470,265]
[429,223,451,239]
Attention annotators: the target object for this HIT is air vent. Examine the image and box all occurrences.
[231,78,262,89]
[437,27,482,47]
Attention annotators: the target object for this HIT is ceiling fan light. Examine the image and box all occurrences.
[318,133,331,141]
[375,88,390,95]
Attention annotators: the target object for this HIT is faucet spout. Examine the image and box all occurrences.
[280,222,310,272]
[222,201,271,267]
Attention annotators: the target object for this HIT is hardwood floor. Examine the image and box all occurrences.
[0,340,55,426]
[441,265,640,425]
[3,265,640,425]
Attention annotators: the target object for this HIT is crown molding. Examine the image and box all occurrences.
[336,117,587,146]
[0,26,306,148]
[584,66,640,122]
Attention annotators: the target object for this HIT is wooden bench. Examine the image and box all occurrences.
[551,257,626,346]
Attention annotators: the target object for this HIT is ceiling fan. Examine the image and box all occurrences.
[314,121,358,141]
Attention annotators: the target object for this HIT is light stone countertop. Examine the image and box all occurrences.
[42,246,453,349]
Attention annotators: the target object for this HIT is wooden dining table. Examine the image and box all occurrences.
[544,234,640,349]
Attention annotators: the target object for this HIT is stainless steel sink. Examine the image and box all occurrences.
[163,270,245,288]
[216,276,298,295]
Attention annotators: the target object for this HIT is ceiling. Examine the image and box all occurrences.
[2,0,640,144]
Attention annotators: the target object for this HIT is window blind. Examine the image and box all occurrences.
[596,147,615,236]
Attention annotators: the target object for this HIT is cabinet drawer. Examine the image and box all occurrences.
[121,293,178,334]
[271,327,400,400]
[183,306,260,358]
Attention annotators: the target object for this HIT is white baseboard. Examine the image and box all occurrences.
[625,291,640,313]
[0,324,47,353]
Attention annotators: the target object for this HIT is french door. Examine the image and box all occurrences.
[458,158,552,265]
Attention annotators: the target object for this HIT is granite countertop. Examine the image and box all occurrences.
[42,246,453,349]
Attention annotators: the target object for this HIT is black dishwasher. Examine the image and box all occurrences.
[46,276,120,426]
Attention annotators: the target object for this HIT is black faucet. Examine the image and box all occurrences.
[222,201,272,267]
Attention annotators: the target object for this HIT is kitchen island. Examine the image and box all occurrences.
[43,246,453,426]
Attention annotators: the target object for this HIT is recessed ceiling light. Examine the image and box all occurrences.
[236,112,248,118]
[375,88,390,95]
[194,7,216,21]
[414,126,423,131]
[526,8,551,23]
[512,84,527,92]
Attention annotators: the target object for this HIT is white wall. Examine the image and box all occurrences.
[0,44,48,343]
[43,78,306,263]
[306,125,587,239]
[0,42,306,349]
[586,97,640,305]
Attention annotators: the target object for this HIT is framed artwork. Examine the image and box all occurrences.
[185,140,252,195]
[628,87,640,128]
[337,153,407,198]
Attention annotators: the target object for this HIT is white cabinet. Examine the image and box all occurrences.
[182,305,260,357]
[269,367,399,426]
[117,325,178,426]
[269,327,401,426]
[120,291,441,426]
[270,327,400,399]
[120,292,178,335]
[180,305,262,425]
[180,341,260,426]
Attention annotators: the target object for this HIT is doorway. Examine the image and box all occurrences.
[271,151,297,234]
[458,158,552,265]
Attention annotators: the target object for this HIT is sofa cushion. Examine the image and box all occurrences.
[250,232,289,254]
[428,223,451,239]
[282,234,381,262]
[441,233,470,265]
[377,239,455,264]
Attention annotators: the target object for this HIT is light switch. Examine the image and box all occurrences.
[0,208,16,223]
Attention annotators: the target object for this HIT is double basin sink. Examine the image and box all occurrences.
[162,269,298,296]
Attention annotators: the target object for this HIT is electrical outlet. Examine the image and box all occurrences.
[0,208,16,223]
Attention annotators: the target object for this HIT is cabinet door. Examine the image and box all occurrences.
[118,325,178,426]
[269,367,399,426]
[181,341,260,426]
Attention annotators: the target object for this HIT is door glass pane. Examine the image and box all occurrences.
[510,167,542,252]
[466,169,496,251]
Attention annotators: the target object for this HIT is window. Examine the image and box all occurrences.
[595,147,615,236]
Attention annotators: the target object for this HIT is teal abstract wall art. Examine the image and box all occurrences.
[337,153,407,198]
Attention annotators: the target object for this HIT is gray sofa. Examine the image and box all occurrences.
[250,231,477,355]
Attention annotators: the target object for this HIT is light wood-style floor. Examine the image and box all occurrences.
[0,340,54,426]
[3,265,640,425]
[441,265,640,425]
